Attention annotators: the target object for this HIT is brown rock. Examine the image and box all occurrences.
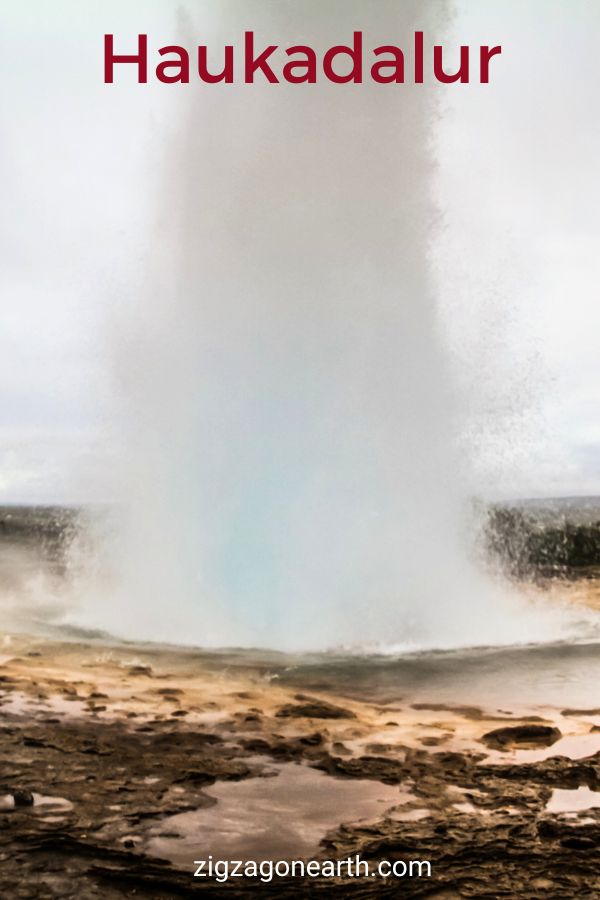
[481,724,562,750]
[275,697,356,720]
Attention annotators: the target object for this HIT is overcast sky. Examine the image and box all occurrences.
[1,0,599,503]
[437,1,600,497]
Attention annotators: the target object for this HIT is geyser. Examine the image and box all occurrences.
[78,0,586,652]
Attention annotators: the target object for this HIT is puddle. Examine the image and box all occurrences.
[512,732,600,763]
[0,792,72,812]
[452,801,477,814]
[32,793,73,810]
[486,731,600,765]
[0,690,88,719]
[446,786,485,815]
[389,807,431,822]
[191,711,229,726]
[380,788,431,822]
[546,786,600,814]
[146,762,400,864]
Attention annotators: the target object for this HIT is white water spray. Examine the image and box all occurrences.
[74,0,595,651]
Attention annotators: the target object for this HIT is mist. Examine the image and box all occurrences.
[1,1,599,650]
[62,0,590,651]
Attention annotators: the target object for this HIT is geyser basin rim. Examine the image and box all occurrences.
[104,31,502,85]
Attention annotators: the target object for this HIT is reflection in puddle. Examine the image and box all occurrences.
[32,793,73,811]
[512,732,600,763]
[389,807,431,822]
[452,801,477,814]
[0,792,72,812]
[486,731,600,765]
[0,690,87,719]
[546,786,600,814]
[146,762,400,864]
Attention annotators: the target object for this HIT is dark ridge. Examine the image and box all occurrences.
[2,501,600,583]
[484,499,600,580]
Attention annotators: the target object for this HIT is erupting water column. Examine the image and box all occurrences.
[85,0,565,651]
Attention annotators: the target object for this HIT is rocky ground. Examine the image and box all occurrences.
[1,634,600,898]
[1,504,600,897]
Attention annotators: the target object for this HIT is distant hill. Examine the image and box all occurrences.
[485,498,600,579]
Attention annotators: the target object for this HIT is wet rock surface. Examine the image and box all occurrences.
[275,696,357,720]
[0,635,599,897]
[480,724,562,751]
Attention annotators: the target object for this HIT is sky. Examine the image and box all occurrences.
[437,1,600,497]
[0,0,599,504]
